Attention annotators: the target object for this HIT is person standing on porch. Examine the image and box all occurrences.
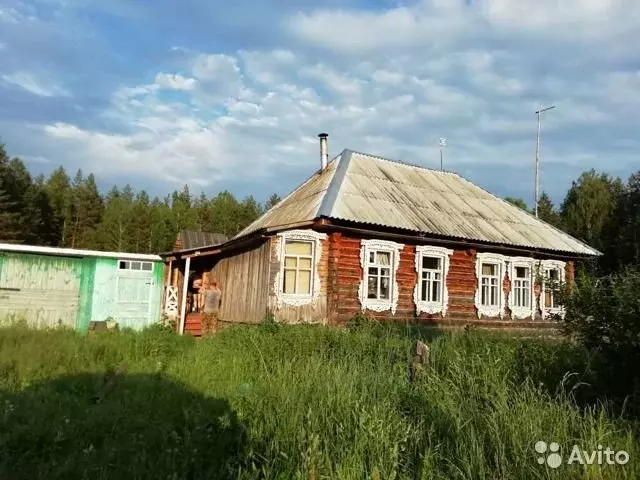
[202,274,222,335]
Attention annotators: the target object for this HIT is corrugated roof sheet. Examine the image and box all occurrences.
[235,157,339,238]
[236,149,599,256]
[179,231,228,250]
[0,243,162,261]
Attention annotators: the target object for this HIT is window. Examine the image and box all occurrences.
[480,263,500,306]
[414,246,453,315]
[508,258,535,319]
[359,239,404,314]
[275,229,327,308]
[513,266,531,308]
[283,240,313,295]
[119,260,153,272]
[475,253,506,318]
[540,260,566,318]
[366,250,392,300]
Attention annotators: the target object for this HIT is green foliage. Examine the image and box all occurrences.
[0,140,277,251]
[504,196,529,211]
[537,191,563,229]
[562,268,640,410]
[561,170,623,252]
[0,325,638,479]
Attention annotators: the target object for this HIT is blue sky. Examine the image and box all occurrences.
[1,0,639,206]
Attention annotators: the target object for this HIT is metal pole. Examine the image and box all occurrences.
[439,137,446,171]
[534,105,555,218]
[535,112,541,217]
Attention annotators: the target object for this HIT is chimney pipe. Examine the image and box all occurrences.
[318,133,328,171]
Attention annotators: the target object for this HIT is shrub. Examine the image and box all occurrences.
[562,268,640,411]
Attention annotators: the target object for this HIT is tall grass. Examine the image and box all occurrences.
[0,323,637,479]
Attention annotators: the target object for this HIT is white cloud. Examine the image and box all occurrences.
[154,72,197,91]
[1,72,70,97]
[192,53,240,82]
[289,0,640,54]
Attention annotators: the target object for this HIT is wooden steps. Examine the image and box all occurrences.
[184,313,202,337]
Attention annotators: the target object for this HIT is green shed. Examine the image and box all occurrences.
[0,243,164,332]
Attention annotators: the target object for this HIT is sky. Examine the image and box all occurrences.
[0,0,639,206]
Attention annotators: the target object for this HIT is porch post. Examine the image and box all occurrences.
[166,260,173,285]
[179,257,191,335]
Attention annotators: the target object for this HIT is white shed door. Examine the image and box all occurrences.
[114,263,154,329]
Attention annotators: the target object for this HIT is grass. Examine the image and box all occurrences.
[0,321,638,479]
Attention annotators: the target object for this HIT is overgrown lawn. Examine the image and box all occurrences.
[0,323,637,479]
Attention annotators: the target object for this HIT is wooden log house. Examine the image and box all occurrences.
[161,134,599,335]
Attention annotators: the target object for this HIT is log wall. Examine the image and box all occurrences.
[326,232,575,328]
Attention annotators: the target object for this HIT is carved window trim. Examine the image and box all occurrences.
[508,257,535,319]
[475,253,507,318]
[358,239,404,314]
[413,245,453,316]
[540,259,566,319]
[273,229,327,309]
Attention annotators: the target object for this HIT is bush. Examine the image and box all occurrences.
[563,268,640,411]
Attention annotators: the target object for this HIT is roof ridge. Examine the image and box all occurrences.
[317,150,353,217]
[347,149,460,177]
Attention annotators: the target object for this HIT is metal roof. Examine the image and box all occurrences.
[0,243,162,261]
[236,149,600,256]
[178,231,228,250]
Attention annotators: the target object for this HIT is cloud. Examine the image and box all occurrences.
[0,0,638,205]
[1,72,70,97]
[154,73,198,91]
[289,0,640,55]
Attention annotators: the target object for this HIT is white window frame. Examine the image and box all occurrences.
[540,259,566,319]
[274,229,327,308]
[358,239,404,314]
[413,246,453,316]
[475,253,506,318]
[118,260,154,272]
[508,257,535,319]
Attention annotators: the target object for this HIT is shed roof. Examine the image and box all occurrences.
[236,149,599,256]
[177,231,228,250]
[0,243,162,261]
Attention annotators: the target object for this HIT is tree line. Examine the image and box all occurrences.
[0,142,280,253]
[504,169,640,274]
[2,138,639,270]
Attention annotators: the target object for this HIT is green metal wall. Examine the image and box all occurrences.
[89,258,164,331]
[0,252,163,332]
[0,253,84,328]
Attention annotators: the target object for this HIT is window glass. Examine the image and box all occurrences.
[482,263,496,276]
[285,241,312,256]
[119,261,128,270]
[283,269,296,294]
[422,256,440,270]
[516,266,528,278]
[377,251,391,265]
[299,258,312,269]
[142,262,153,271]
[298,270,311,294]
[282,239,315,295]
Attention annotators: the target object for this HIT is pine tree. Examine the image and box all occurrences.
[97,186,133,251]
[536,192,563,229]
[45,166,73,246]
[264,193,281,211]
[0,184,21,242]
[132,190,152,252]
[70,170,104,248]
